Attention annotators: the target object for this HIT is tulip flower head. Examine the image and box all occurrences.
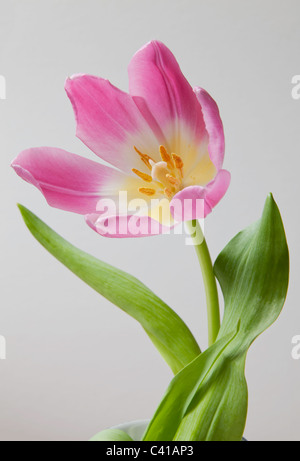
[12,41,230,237]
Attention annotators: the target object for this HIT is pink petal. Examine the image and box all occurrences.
[205,169,231,209]
[65,75,160,174]
[85,213,174,238]
[128,41,207,151]
[11,147,127,214]
[194,87,225,171]
[170,169,231,222]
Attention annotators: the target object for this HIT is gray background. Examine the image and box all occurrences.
[1,0,299,441]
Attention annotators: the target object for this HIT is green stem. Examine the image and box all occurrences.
[186,220,220,346]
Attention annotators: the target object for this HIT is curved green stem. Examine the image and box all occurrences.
[186,220,220,346]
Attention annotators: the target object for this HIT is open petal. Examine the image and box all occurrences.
[170,169,231,222]
[11,147,129,214]
[205,169,231,209]
[194,87,225,171]
[65,75,160,174]
[128,41,208,158]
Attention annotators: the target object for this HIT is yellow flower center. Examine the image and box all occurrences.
[132,145,185,200]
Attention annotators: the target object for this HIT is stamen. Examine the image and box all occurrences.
[139,187,156,196]
[172,153,184,177]
[166,174,180,186]
[134,146,153,170]
[164,187,173,199]
[172,153,184,169]
[132,168,152,182]
[133,145,185,200]
[159,145,174,170]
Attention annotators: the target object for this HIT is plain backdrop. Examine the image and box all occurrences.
[1,0,300,441]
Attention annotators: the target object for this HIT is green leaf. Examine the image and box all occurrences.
[215,193,289,347]
[90,429,134,441]
[143,325,246,441]
[18,205,201,374]
[143,194,289,441]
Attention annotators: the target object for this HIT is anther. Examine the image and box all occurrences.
[134,146,153,170]
[172,153,184,177]
[139,187,156,196]
[164,187,173,199]
[132,168,152,182]
[166,174,180,186]
[159,145,174,170]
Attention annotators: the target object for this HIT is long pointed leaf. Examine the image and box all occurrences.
[18,205,201,374]
[215,193,289,347]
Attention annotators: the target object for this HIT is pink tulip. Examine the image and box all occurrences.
[12,41,230,237]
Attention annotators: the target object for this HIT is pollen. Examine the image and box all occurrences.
[132,168,152,182]
[166,174,180,186]
[164,187,173,199]
[159,145,174,170]
[139,187,156,196]
[134,146,153,170]
[172,153,184,169]
[172,153,184,178]
[134,145,185,200]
